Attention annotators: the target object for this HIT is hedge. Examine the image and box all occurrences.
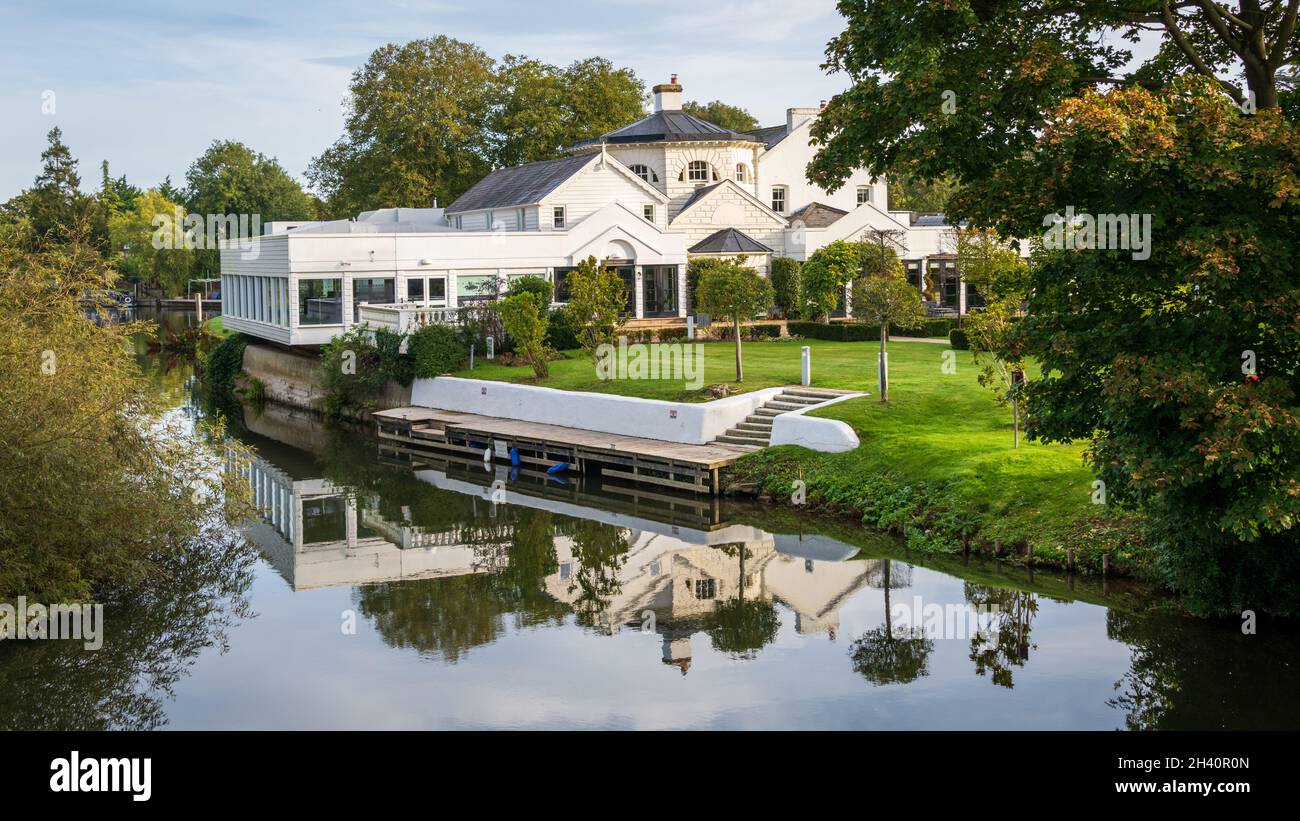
[409,324,467,378]
[786,321,881,342]
[948,328,970,350]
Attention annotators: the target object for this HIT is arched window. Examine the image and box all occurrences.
[630,163,658,183]
[678,161,721,183]
[735,163,749,182]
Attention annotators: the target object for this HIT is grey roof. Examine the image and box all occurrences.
[744,124,789,149]
[572,110,762,148]
[787,202,848,228]
[446,153,593,213]
[688,227,774,254]
[913,213,950,227]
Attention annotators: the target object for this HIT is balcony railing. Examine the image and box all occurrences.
[357,302,461,334]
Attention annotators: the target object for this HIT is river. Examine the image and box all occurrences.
[1,308,1295,730]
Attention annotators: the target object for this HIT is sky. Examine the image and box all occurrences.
[0,0,853,200]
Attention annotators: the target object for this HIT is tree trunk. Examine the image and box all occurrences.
[733,317,743,382]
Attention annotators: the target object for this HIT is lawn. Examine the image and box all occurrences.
[205,315,232,338]
[450,337,1145,573]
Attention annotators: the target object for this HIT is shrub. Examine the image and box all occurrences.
[544,307,580,350]
[202,333,247,391]
[948,328,970,350]
[409,323,466,378]
[505,274,553,306]
[769,257,802,319]
[562,256,627,360]
[800,240,860,321]
[498,292,551,379]
[318,327,387,418]
[457,300,509,355]
[373,326,414,386]
[786,321,881,342]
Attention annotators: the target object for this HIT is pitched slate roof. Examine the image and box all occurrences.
[743,124,789,149]
[787,202,848,228]
[446,153,594,213]
[572,110,762,148]
[688,227,774,254]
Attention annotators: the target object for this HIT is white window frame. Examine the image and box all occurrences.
[516,208,525,229]
[771,186,787,213]
[857,185,871,206]
[687,161,709,182]
[736,163,748,182]
[643,204,654,222]
[552,206,566,228]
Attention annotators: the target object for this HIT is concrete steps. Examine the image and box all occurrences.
[710,387,851,449]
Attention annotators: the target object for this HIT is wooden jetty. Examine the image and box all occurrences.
[374,406,756,495]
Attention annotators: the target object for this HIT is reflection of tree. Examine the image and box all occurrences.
[0,526,256,730]
[850,559,934,685]
[705,543,779,659]
[1105,610,1300,730]
[356,507,568,662]
[965,583,1037,689]
[566,520,630,629]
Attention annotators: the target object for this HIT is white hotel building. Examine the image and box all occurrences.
[220,77,966,347]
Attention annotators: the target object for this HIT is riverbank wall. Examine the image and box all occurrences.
[239,342,410,416]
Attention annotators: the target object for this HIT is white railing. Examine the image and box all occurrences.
[358,303,461,335]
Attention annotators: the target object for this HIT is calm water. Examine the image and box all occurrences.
[2,309,1297,730]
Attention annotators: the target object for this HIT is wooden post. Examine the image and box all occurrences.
[1102,552,1110,577]
[195,290,203,322]
[993,539,1002,558]
[1066,548,1075,572]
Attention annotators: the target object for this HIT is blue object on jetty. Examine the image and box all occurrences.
[509,447,520,466]
[546,462,569,475]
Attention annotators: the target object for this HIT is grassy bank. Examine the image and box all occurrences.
[449,337,1148,576]
[204,315,232,338]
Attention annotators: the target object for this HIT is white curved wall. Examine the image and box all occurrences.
[769,394,862,453]
[411,377,783,445]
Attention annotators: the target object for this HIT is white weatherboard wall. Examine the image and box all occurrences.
[769,394,862,453]
[410,377,783,445]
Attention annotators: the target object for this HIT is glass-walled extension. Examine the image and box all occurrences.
[298,278,343,326]
[222,273,291,328]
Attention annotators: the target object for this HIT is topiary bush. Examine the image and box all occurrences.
[409,323,466,378]
[769,257,802,319]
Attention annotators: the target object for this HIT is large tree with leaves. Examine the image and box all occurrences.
[682,100,759,131]
[812,3,1300,614]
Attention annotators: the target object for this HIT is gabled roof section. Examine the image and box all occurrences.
[544,153,671,205]
[571,110,763,149]
[671,178,788,225]
[689,227,774,255]
[787,202,848,228]
[744,124,789,149]
[446,153,595,213]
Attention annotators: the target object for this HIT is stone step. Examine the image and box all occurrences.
[744,414,776,425]
[763,400,808,412]
[721,428,770,443]
[775,394,825,405]
[735,421,772,433]
[783,387,846,399]
[753,407,785,417]
[714,435,766,447]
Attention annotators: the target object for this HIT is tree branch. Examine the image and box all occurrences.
[1163,2,1247,101]
[1268,0,1300,68]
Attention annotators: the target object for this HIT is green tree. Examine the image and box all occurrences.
[799,239,859,322]
[768,257,802,319]
[183,140,314,278]
[107,189,193,294]
[493,56,645,166]
[97,160,141,220]
[693,257,774,382]
[498,291,551,379]
[850,245,924,402]
[23,128,104,250]
[809,0,1298,222]
[887,173,958,213]
[682,100,758,131]
[0,227,254,601]
[307,36,498,216]
[562,256,628,361]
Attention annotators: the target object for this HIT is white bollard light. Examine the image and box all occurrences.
[801,346,811,386]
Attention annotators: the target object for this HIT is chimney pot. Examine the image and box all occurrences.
[671,73,677,84]
[819,100,826,109]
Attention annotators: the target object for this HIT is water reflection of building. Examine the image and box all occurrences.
[241,455,513,590]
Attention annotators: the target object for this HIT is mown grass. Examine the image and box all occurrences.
[450,336,1147,575]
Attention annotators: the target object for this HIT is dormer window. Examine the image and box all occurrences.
[687,161,709,182]
[630,164,659,183]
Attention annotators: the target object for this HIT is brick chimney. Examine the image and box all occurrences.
[652,74,683,112]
